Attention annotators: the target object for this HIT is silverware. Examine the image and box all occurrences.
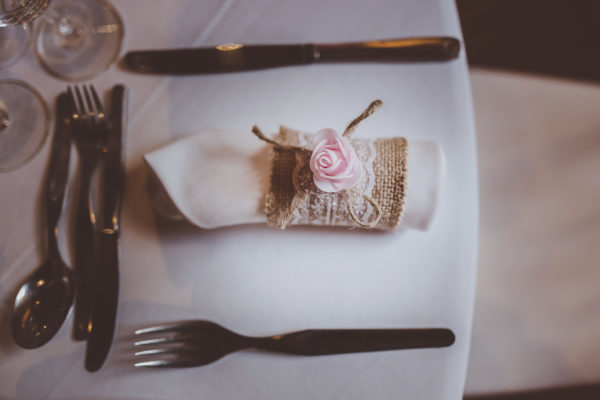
[133,320,455,368]
[85,84,128,372]
[123,36,460,75]
[11,92,75,349]
[69,85,109,341]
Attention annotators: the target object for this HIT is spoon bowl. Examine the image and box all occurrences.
[12,258,74,349]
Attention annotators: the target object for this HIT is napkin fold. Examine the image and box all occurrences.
[144,129,445,231]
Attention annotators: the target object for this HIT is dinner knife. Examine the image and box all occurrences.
[123,36,460,75]
[85,85,128,372]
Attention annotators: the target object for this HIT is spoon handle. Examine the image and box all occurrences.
[252,328,455,356]
[44,93,73,260]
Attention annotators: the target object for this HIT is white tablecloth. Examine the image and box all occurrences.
[0,1,478,399]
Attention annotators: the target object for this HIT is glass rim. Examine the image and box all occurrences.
[0,78,50,172]
[34,0,125,82]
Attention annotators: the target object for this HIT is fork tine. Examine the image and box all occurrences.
[134,344,206,356]
[73,85,87,121]
[134,359,199,368]
[64,87,76,114]
[135,320,206,335]
[134,347,170,356]
[68,86,79,116]
[132,322,232,368]
[134,351,209,368]
[134,336,174,346]
[66,86,80,121]
[134,359,171,368]
[134,334,200,347]
[89,85,105,120]
[66,86,76,112]
[135,324,180,335]
[82,85,96,123]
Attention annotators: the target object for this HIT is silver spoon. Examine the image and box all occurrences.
[12,93,74,349]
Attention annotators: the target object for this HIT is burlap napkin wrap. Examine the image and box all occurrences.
[253,100,408,231]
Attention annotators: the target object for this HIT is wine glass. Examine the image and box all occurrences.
[0,0,123,170]
[0,0,49,69]
[0,1,51,172]
[35,0,124,81]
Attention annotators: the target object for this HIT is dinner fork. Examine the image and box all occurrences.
[133,320,455,368]
[68,85,109,341]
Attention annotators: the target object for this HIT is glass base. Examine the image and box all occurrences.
[0,23,31,70]
[0,80,50,172]
[35,0,124,81]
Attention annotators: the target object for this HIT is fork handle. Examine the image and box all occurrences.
[252,328,455,356]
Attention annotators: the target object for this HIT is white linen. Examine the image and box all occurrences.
[144,130,446,231]
[0,0,478,399]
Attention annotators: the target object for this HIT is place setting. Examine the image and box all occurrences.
[10,82,127,370]
[0,1,478,398]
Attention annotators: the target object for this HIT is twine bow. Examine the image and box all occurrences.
[252,100,384,229]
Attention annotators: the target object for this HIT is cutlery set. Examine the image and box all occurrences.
[12,36,460,370]
[71,85,112,341]
[11,84,128,372]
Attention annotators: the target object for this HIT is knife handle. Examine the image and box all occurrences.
[101,84,127,230]
[84,84,127,373]
[124,44,315,75]
[316,37,460,62]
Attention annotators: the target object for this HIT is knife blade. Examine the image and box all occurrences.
[123,37,460,75]
[85,85,128,372]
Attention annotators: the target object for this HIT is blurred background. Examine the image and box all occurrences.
[456,0,600,398]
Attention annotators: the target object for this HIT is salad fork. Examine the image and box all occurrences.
[133,320,455,368]
[68,85,109,341]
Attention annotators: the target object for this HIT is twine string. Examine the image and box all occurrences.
[277,192,309,229]
[252,125,307,152]
[345,192,382,228]
[343,99,383,138]
[253,100,385,229]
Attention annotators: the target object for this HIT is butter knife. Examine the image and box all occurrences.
[85,85,128,372]
[123,36,460,75]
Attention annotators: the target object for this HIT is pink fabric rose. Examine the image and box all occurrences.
[309,128,362,192]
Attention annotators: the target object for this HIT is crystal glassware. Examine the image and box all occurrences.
[0,1,51,171]
[35,0,124,81]
[0,0,49,68]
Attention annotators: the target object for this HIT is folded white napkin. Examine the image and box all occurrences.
[144,129,445,231]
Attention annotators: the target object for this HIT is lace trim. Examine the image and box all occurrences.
[289,132,377,226]
[257,100,407,230]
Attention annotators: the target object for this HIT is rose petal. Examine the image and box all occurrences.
[312,128,339,147]
[309,128,363,192]
[313,176,338,192]
[313,139,328,153]
[324,158,343,174]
